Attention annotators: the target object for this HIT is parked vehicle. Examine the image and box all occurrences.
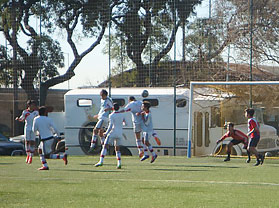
[0,133,25,156]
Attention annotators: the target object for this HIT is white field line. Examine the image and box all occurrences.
[1,176,279,187]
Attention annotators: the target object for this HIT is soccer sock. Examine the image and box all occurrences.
[247,150,251,159]
[29,145,35,157]
[100,136,105,145]
[50,154,64,159]
[90,135,98,147]
[143,144,148,156]
[227,152,231,158]
[148,145,156,157]
[100,148,107,163]
[116,151,121,166]
[40,154,48,168]
[136,139,143,153]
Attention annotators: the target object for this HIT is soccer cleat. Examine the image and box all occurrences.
[254,160,261,166]
[38,166,49,171]
[154,137,161,146]
[150,154,158,163]
[95,162,103,167]
[260,154,265,165]
[139,150,144,158]
[224,157,230,162]
[63,154,68,165]
[117,164,121,169]
[140,155,149,162]
[246,158,251,163]
[28,156,32,164]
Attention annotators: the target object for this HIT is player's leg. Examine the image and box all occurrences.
[243,142,251,163]
[95,136,110,167]
[27,131,36,164]
[38,142,49,170]
[152,131,161,145]
[141,132,157,163]
[224,142,233,162]
[99,128,106,145]
[248,136,261,166]
[134,123,144,157]
[47,138,68,165]
[89,120,103,152]
[115,145,121,169]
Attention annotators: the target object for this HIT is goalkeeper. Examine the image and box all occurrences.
[216,122,250,162]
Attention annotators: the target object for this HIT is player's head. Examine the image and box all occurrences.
[38,106,47,116]
[100,89,108,99]
[226,122,234,132]
[245,108,254,118]
[113,103,119,111]
[142,101,151,111]
[128,96,136,102]
[27,100,37,110]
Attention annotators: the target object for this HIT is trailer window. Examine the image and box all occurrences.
[77,99,93,107]
[143,99,159,107]
[112,98,125,107]
[176,99,187,107]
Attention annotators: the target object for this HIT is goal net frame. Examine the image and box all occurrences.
[187,81,279,158]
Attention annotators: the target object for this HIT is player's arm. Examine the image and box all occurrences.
[49,119,60,137]
[104,99,114,112]
[15,111,25,122]
[216,132,229,144]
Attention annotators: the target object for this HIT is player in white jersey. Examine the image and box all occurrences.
[33,106,68,170]
[89,89,113,153]
[139,101,158,163]
[95,103,125,169]
[122,96,161,157]
[15,100,39,164]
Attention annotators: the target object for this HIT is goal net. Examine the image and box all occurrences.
[187,81,279,158]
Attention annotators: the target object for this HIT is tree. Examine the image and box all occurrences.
[109,0,202,87]
[0,0,111,104]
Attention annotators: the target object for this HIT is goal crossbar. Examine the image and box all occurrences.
[187,81,279,158]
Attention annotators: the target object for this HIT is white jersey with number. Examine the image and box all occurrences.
[106,111,125,137]
[98,97,113,121]
[124,100,143,124]
[19,109,39,130]
[33,116,59,140]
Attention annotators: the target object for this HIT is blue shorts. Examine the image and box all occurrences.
[248,134,260,147]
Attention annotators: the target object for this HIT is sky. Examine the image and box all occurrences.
[1,0,213,90]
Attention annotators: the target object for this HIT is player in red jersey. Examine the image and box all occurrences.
[245,108,264,166]
[217,122,250,162]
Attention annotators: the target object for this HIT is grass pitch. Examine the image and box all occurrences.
[1,156,279,208]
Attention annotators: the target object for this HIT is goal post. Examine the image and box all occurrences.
[187,81,279,158]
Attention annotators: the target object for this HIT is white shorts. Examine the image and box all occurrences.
[24,129,36,141]
[104,133,123,146]
[39,137,56,156]
[95,119,109,130]
[133,123,143,133]
[143,131,152,142]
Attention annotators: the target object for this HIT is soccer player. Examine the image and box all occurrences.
[245,108,264,166]
[95,103,125,169]
[216,122,250,162]
[15,100,39,164]
[89,89,113,153]
[33,106,68,170]
[139,101,158,163]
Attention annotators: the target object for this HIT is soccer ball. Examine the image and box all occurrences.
[141,90,149,98]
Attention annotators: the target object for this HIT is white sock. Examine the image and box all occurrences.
[40,154,48,168]
[148,145,156,157]
[91,135,98,147]
[136,140,143,153]
[116,151,121,166]
[100,148,107,163]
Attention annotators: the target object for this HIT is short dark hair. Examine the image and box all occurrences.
[27,100,36,106]
[39,106,47,116]
[227,122,234,128]
[113,103,119,111]
[245,108,255,117]
[100,89,108,96]
[143,101,151,109]
[129,96,136,101]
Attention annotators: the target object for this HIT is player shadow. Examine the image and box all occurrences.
[152,168,209,172]
[55,168,123,173]
[173,164,240,169]
[0,162,15,165]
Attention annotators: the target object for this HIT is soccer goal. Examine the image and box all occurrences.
[187,81,279,158]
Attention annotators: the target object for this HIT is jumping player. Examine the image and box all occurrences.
[33,106,68,170]
[245,108,264,166]
[139,101,158,163]
[216,122,250,162]
[95,103,125,169]
[89,89,113,153]
[15,100,39,164]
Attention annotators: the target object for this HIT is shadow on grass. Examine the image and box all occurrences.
[0,163,15,165]
[152,168,209,172]
[55,168,124,173]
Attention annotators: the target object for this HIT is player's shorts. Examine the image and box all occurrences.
[248,134,260,147]
[24,129,36,141]
[104,133,123,146]
[230,139,243,145]
[142,131,152,142]
[95,119,109,130]
[39,137,56,156]
[133,122,143,133]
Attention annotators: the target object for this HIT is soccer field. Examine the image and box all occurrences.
[1,156,279,208]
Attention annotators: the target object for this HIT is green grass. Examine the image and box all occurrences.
[1,156,279,208]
